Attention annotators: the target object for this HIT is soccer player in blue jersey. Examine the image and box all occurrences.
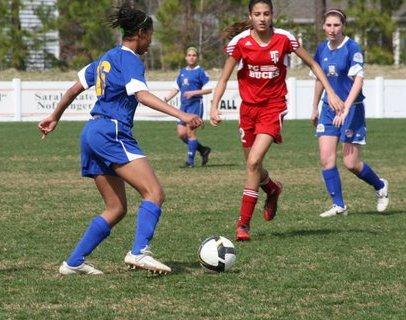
[311,9,389,217]
[164,47,212,167]
[38,1,203,275]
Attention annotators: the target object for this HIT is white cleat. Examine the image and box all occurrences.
[320,204,348,217]
[376,179,389,213]
[124,248,171,274]
[59,261,103,275]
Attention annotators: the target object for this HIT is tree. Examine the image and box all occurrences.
[347,0,404,64]
[56,0,115,68]
[314,0,326,43]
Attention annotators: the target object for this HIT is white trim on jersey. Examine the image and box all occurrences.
[78,64,91,89]
[273,28,299,51]
[327,36,349,50]
[186,65,201,70]
[121,45,139,56]
[112,119,146,161]
[125,79,149,96]
[226,29,251,56]
[348,64,364,78]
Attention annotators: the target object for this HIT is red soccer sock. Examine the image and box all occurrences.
[238,189,259,227]
[260,176,278,194]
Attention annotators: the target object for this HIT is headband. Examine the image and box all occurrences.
[324,9,345,19]
[186,46,199,55]
[138,15,149,28]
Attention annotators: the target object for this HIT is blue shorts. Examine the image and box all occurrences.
[80,117,145,178]
[177,100,203,126]
[316,102,366,144]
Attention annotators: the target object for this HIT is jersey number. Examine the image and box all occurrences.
[95,61,111,97]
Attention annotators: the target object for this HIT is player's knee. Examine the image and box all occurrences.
[178,132,187,141]
[320,156,335,169]
[145,187,165,206]
[246,156,261,172]
[343,159,360,173]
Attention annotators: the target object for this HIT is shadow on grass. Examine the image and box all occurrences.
[255,228,379,240]
[167,260,241,275]
[351,209,405,216]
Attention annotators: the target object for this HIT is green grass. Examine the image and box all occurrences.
[0,119,405,319]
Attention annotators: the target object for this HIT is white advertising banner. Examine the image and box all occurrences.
[0,78,405,121]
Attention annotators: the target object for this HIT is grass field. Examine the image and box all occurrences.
[0,119,405,319]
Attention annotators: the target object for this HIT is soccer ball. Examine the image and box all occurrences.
[198,236,236,272]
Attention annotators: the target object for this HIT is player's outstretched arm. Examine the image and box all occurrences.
[295,47,344,113]
[164,89,179,102]
[210,56,237,126]
[38,81,85,138]
[136,90,203,129]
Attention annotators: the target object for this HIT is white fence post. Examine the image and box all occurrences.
[287,77,297,119]
[375,77,384,118]
[12,78,22,121]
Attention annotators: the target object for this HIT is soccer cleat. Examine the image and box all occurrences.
[319,204,348,217]
[59,261,103,275]
[124,248,171,274]
[263,181,283,221]
[200,147,211,166]
[236,223,250,241]
[376,178,389,212]
[180,161,194,168]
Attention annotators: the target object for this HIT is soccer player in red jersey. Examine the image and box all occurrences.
[210,0,344,241]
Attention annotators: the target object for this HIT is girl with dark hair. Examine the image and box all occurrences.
[210,0,344,241]
[311,9,389,217]
[38,0,203,275]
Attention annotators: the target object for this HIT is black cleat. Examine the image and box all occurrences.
[200,147,211,166]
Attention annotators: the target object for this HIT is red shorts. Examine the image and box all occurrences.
[239,102,288,148]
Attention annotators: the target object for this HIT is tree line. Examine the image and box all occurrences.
[0,0,404,71]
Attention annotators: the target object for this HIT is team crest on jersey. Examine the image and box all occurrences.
[270,51,279,63]
[327,64,338,77]
[345,129,354,138]
[183,78,189,86]
[316,124,325,133]
[353,52,363,63]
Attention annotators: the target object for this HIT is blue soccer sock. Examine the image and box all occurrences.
[131,200,162,255]
[187,139,198,165]
[322,167,345,208]
[356,163,384,191]
[66,215,111,267]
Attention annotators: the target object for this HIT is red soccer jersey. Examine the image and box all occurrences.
[226,28,299,105]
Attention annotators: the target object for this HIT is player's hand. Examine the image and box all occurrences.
[328,93,344,113]
[38,115,58,139]
[210,108,222,126]
[183,91,195,100]
[182,113,203,129]
[310,109,319,127]
[333,108,349,127]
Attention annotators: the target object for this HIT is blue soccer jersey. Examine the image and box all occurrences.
[78,45,148,128]
[314,36,365,104]
[175,66,210,107]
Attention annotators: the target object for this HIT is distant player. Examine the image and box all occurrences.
[210,0,344,241]
[165,47,212,167]
[311,9,389,217]
[38,1,203,275]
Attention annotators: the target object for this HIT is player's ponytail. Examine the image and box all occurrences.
[109,0,153,40]
[223,21,252,40]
